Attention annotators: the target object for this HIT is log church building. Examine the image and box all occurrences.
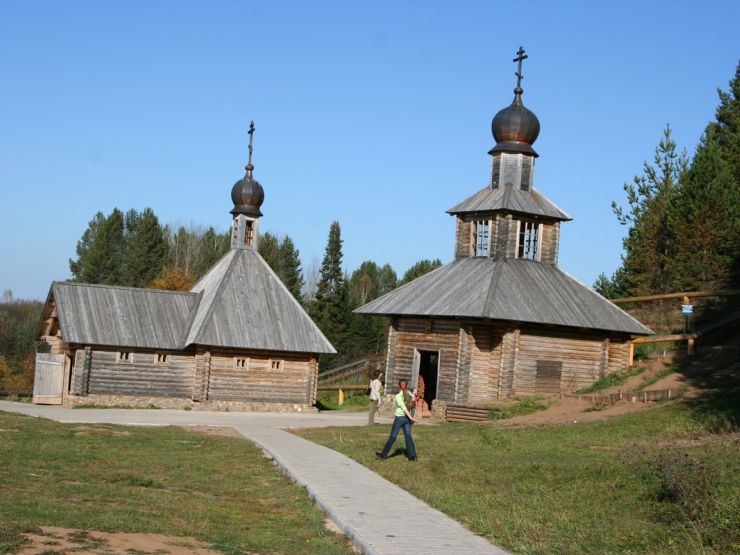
[357,48,651,410]
[33,123,335,410]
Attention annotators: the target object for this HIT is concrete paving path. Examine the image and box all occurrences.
[1,402,508,555]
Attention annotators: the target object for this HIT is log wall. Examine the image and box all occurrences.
[466,324,505,402]
[86,349,196,398]
[513,329,605,394]
[387,318,460,401]
[206,349,313,404]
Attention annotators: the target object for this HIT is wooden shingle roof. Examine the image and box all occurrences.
[186,248,335,353]
[51,282,198,349]
[447,184,572,220]
[50,249,335,354]
[356,258,651,335]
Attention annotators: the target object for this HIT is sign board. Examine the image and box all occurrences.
[681,304,693,315]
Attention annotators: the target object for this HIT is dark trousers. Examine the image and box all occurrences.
[380,415,416,459]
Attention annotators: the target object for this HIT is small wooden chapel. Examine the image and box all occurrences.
[33,123,335,410]
[357,49,651,409]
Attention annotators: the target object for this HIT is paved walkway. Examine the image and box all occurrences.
[1,402,507,555]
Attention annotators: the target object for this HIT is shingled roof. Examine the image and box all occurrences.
[49,250,335,354]
[356,257,651,335]
[186,248,335,353]
[447,184,572,220]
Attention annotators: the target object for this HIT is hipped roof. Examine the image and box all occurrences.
[356,257,651,335]
[48,249,335,354]
[447,184,572,221]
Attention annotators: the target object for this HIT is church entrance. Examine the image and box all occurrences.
[412,349,438,415]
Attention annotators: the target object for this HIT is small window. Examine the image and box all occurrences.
[117,351,131,363]
[155,353,168,364]
[271,360,283,370]
[235,357,248,369]
[244,221,254,246]
[517,220,540,260]
[472,220,490,257]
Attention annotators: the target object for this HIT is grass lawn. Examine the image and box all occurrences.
[297,402,739,554]
[0,411,354,555]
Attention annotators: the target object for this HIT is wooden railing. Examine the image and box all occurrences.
[611,290,740,305]
[316,384,367,406]
[628,311,740,366]
[317,359,370,385]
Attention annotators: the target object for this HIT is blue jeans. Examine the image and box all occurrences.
[380,416,416,459]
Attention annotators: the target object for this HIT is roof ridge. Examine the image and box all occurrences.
[185,250,240,345]
[555,267,652,334]
[529,186,572,220]
[482,258,504,318]
[179,290,204,348]
[248,249,335,352]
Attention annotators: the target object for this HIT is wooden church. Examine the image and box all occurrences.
[33,124,335,410]
[356,49,651,410]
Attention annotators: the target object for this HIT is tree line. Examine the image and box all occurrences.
[596,63,740,299]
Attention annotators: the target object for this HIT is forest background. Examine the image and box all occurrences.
[1,65,738,393]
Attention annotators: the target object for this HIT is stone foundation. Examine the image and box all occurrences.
[63,394,317,413]
[430,399,446,420]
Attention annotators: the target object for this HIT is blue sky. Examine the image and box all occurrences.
[1,1,738,300]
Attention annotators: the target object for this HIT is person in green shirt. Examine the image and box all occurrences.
[376,378,419,461]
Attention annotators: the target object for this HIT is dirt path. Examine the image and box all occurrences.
[17,527,229,555]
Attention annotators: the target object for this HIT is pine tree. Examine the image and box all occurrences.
[69,209,126,284]
[196,227,230,277]
[311,221,350,361]
[122,208,169,287]
[611,126,687,295]
[400,258,443,285]
[277,236,305,301]
[667,64,740,290]
[258,232,280,273]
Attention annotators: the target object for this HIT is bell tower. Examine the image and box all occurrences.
[230,121,265,250]
[447,47,571,264]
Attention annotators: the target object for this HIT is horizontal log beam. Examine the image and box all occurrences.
[611,290,740,305]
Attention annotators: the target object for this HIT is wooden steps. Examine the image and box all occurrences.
[445,403,498,423]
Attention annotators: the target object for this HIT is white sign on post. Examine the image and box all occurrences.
[681,304,693,315]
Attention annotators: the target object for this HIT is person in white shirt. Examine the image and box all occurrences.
[367,370,383,425]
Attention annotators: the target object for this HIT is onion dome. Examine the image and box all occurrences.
[230,121,265,217]
[489,47,540,157]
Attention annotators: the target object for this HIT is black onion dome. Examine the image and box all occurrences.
[490,91,540,157]
[230,164,264,217]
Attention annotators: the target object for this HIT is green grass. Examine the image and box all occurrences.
[637,367,676,390]
[576,366,646,394]
[316,389,372,412]
[492,395,549,419]
[297,402,740,554]
[0,411,354,555]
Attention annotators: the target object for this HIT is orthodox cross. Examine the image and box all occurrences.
[246,120,255,178]
[513,46,528,91]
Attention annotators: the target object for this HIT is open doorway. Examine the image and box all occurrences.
[412,349,439,415]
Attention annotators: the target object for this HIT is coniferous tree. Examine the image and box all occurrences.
[667,65,740,290]
[311,221,350,361]
[400,258,443,285]
[123,208,169,287]
[277,236,305,301]
[258,232,280,273]
[69,208,125,284]
[196,227,230,277]
[611,126,687,295]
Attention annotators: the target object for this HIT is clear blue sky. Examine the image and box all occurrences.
[1,1,738,300]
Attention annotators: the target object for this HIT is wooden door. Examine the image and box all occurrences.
[33,353,65,405]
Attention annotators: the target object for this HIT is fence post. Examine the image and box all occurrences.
[338,388,345,406]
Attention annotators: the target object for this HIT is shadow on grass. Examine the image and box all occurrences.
[672,291,740,432]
